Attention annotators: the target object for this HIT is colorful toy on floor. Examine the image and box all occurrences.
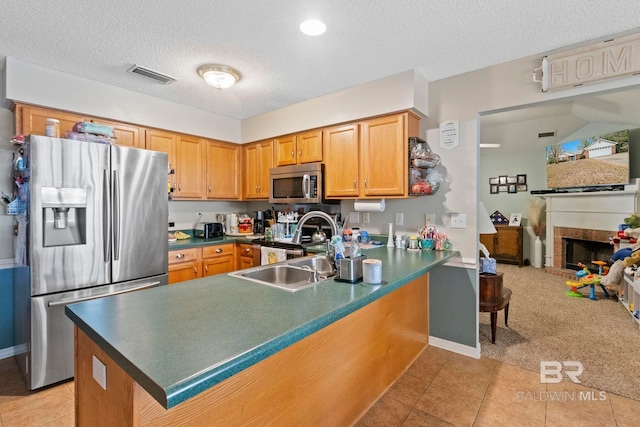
[565,261,610,300]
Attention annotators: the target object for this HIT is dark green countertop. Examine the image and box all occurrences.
[65,247,459,409]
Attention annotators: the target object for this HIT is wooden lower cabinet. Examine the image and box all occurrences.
[237,243,255,269]
[168,248,202,284]
[480,225,523,267]
[202,244,235,277]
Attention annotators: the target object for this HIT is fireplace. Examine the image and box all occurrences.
[563,237,613,271]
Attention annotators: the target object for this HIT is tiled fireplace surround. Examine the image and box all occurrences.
[543,188,639,277]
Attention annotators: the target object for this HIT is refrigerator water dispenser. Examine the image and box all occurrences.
[41,187,87,247]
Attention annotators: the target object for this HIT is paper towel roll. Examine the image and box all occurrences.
[363,259,382,284]
[354,199,386,212]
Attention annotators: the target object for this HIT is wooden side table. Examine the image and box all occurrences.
[479,273,512,343]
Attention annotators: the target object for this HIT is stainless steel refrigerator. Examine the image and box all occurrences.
[13,135,169,389]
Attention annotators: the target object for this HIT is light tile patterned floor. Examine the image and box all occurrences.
[1,346,639,426]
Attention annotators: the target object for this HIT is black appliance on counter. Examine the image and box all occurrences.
[253,210,272,235]
[195,222,225,239]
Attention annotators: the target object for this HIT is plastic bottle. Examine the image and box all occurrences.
[351,234,361,258]
[45,118,60,137]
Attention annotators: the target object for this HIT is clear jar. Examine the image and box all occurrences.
[45,118,60,137]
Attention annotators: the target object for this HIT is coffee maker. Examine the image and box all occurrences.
[253,211,267,235]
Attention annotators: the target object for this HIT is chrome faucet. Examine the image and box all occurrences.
[291,211,339,244]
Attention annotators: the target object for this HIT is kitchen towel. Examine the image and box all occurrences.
[354,199,386,212]
[261,247,288,265]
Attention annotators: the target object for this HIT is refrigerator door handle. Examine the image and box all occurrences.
[47,281,161,307]
[113,170,120,261]
[103,169,111,262]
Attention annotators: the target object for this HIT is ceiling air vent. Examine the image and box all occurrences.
[127,65,177,84]
[538,131,556,138]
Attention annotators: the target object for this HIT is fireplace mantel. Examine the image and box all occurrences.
[544,186,639,268]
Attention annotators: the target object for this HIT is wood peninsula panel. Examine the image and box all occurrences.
[74,275,429,426]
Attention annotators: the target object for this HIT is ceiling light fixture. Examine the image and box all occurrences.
[198,65,240,90]
[479,143,501,148]
[300,19,326,36]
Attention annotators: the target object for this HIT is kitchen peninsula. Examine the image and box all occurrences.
[65,247,458,426]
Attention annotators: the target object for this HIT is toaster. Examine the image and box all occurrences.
[196,222,224,239]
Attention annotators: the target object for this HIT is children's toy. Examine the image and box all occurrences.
[565,261,610,300]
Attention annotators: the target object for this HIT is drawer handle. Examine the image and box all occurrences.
[364,178,368,188]
[216,248,223,253]
[176,253,185,259]
[353,179,357,188]
[291,150,295,159]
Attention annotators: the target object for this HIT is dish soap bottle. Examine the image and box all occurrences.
[350,234,361,258]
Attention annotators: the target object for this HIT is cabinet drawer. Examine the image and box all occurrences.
[238,243,254,258]
[168,248,201,264]
[203,243,235,258]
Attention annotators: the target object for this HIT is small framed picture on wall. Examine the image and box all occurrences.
[498,185,508,192]
[489,177,499,185]
[507,176,517,184]
[517,184,528,192]
[517,174,527,184]
[490,184,499,194]
[498,175,507,185]
[508,184,517,193]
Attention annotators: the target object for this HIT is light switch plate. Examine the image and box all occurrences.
[425,213,435,225]
[451,213,467,229]
[349,212,360,224]
[92,355,107,390]
[395,212,404,226]
[362,212,370,223]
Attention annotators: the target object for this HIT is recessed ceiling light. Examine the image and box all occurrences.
[198,65,240,90]
[300,19,326,36]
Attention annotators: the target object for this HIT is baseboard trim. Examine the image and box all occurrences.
[0,259,15,270]
[429,336,481,359]
[0,344,26,360]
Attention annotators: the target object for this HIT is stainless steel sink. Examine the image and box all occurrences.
[228,255,335,292]
[286,256,334,275]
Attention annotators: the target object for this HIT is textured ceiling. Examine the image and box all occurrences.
[2,1,640,119]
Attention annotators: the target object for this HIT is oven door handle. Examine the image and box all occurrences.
[285,249,305,257]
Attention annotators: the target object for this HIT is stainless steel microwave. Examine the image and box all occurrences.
[269,163,329,204]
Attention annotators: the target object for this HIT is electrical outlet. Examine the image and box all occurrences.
[425,213,435,225]
[451,213,467,228]
[395,212,404,226]
[349,211,360,224]
[92,355,107,390]
[362,212,370,223]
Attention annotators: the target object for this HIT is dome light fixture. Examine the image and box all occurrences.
[198,64,241,90]
[300,19,326,36]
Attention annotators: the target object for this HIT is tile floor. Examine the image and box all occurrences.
[2,346,640,426]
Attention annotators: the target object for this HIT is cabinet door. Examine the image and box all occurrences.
[18,105,82,137]
[206,140,240,199]
[245,140,273,199]
[87,118,142,149]
[479,233,496,255]
[274,135,297,167]
[202,244,236,276]
[361,113,406,197]
[297,130,323,164]
[168,261,202,284]
[323,124,360,198]
[495,227,521,258]
[237,243,255,270]
[145,129,176,192]
[175,135,206,199]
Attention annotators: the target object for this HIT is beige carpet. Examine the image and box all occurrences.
[479,263,640,401]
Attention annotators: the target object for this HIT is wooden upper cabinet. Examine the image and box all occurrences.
[16,105,82,137]
[86,118,143,149]
[360,113,408,197]
[145,129,176,191]
[175,135,206,199]
[274,135,297,166]
[274,130,323,166]
[323,124,360,198]
[244,140,273,199]
[297,130,323,164]
[206,140,240,200]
